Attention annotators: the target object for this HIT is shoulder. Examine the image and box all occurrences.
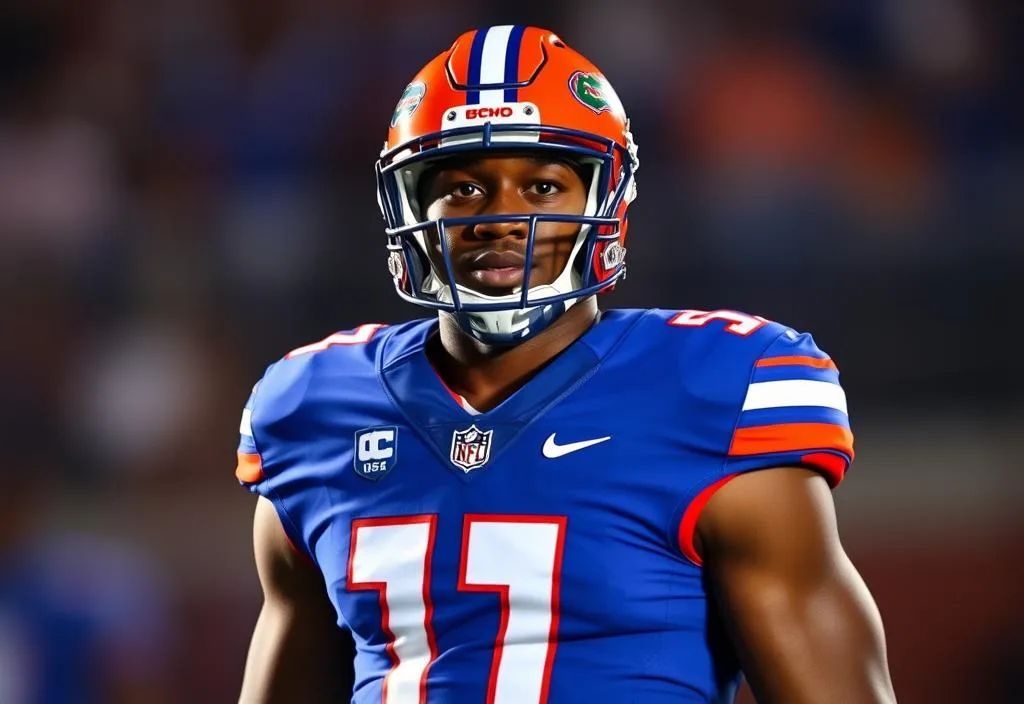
[615,306,850,475]
[248,319,435,425]
[632,309,854,565]
[618,307,804,387]
[240,321,440,462]
[236,321,433,490]
[641,307,789,351]
[620,306,838,369]
[249,323,387,427]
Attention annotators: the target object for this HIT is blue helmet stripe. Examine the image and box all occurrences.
[465,28,487,105]
[503,24,526,102]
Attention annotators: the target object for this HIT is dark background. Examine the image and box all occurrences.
[0,1,1020,702]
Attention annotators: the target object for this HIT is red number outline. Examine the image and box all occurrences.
[667,309,768,336]
[348,515,438,704]
[457,514,567,704]
[286,323,384,358]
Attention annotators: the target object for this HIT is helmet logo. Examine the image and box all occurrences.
[601,242,627,270]
[464,106,514,120]
[390,81,426,128]
[387,251,404,279]
[568,71,610,114]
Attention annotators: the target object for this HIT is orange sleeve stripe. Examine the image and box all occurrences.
[755,355,837,370]
[235,451,265,483]
[729,422,854,458]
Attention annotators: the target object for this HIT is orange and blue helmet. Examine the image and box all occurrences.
[375,25,639,343]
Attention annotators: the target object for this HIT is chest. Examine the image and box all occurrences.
[280,393,715,639]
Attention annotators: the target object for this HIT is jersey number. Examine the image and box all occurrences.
[348,514,567,704]
[668,309,767,336]
[285,323,383,358]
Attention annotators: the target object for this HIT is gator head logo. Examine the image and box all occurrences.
[568,71,611,114]
[390,81,426,128]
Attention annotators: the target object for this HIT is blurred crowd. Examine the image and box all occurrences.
[0,0,1020,701]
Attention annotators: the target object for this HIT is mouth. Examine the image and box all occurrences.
[463,250,531,290]
[469,265,526,289]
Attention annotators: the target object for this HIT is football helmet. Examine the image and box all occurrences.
[376,25,639,344]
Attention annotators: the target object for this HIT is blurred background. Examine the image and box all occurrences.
[0,0,1020,701]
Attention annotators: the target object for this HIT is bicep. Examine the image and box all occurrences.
[698,468,895,704]
[239,497,354,704]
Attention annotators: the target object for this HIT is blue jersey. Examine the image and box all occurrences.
[236,308,853,703]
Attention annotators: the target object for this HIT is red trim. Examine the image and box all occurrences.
[347,515,437,704]
[801,451,849,487]
[457,514,566,704]
[678,475,740,567]
[541,517,566,704]
[283,531,316,566]
[420,519,439,702]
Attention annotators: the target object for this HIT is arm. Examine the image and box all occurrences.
[239,497,355,703]
[697,467,896,704]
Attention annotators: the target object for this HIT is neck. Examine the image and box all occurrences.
[428,297,600,412]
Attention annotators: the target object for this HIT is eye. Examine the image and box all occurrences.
[448,182,481,199]
[528,181,562,196]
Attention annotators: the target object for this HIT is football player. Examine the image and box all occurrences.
[236,25,897,703]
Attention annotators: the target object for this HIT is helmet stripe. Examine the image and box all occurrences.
[464,25,525,104]
[478,25,514,105]
[503,24,526,102]
[465,28,487,104]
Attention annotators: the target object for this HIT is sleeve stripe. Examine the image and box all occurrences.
[239,408,253,437]
[737,405,849,431]
[756,355,836,370]
[752,364,839,385]
[729,422,854,458]
[742,379,848,413]
[235,451,265,483]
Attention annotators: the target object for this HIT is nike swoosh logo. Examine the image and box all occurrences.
[542,433,611,458]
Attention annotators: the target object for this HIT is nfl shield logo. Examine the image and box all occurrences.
[450,424,493,472]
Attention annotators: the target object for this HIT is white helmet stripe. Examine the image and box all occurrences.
[478,25,515,105]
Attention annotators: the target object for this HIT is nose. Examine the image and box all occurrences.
[470,183,528,241]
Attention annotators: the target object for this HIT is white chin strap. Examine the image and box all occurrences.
[432,276,582,342]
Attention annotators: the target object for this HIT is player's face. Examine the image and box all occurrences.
[420,154,588,296]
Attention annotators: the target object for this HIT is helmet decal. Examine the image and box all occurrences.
[390,81,426,128]
[567,71,611,115]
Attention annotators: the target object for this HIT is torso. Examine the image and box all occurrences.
[238,308,849,703]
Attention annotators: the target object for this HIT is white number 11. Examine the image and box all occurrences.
[348,514,567,704]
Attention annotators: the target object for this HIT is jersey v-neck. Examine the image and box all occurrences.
[376,311,643,476]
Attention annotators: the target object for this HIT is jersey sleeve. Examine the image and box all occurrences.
[235,376,270,495]
[674,324,854,566]
[233,360,315,561]
[723,327,853,485]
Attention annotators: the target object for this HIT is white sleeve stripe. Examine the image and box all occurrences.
[239,408,253,437]
[742,380,848,413]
